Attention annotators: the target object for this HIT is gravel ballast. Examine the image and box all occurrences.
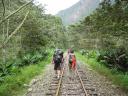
[25,61,127,96]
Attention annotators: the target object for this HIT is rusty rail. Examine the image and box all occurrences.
[76,68,89,96]
[55,62,89,96]
[55,63,65,96]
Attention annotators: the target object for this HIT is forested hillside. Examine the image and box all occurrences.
[57,0,100,25]
[0,0,128,95]
[67,0,128,72]
[0,0,66,85]
[0,0,64,73]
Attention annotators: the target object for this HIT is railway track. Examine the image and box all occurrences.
[46,62,98,96]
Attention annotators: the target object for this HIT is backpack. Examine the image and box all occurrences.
[69,54,74,64]
[54,50,63,63]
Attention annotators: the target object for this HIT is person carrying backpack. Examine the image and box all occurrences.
[67,49,76,81]
[68,49,76,71]
[52,48,64,79]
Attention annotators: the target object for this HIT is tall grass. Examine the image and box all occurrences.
[0,52,52,96]
[76,53,128,91]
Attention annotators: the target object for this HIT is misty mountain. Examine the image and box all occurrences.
[56,0,101,25]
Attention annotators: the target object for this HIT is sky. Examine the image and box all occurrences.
[35,0,80,15]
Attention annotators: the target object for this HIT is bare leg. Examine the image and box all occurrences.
[57,70,60,79]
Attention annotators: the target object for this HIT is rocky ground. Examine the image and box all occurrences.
[78,61,127,96]
[24,61,127,96]
[24,64,55,96]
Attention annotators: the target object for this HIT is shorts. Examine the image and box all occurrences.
[54,63,62,70]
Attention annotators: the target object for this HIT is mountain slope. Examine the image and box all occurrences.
[57,0,100,25]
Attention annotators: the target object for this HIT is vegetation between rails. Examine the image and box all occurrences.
[76,52,128,92]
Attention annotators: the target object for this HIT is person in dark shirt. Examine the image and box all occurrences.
[52,49,64,79]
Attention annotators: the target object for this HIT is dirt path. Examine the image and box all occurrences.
[24,61,127,96]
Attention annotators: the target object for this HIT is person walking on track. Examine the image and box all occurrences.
[52,48,64,79]
[68,49,76,71]
[66,49,77,80]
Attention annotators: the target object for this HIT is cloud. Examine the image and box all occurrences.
[35,0,79,14]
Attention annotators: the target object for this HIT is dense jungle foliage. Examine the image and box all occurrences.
[0,0,128,86]
[67,0,128,72]
[0,0,128,95]
[0,0,67,81]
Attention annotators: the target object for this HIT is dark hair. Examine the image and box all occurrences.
[70,50,74,53]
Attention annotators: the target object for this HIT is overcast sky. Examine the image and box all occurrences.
[35,0,80,14]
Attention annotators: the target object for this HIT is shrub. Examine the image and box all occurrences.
[0,49,49,80]
[97,47,128,72]
[17,50,48,67]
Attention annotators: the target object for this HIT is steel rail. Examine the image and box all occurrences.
[55,61,88,96]
[76,68,89,96]
[55,63,65,96]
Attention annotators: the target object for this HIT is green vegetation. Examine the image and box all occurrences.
[67,0,128,91]
[0,0,66,79]
[0,0,128,95]
[67,0,128,72]
[0,53,52,96]
[0,0,66,95]
[76,52,128,91]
